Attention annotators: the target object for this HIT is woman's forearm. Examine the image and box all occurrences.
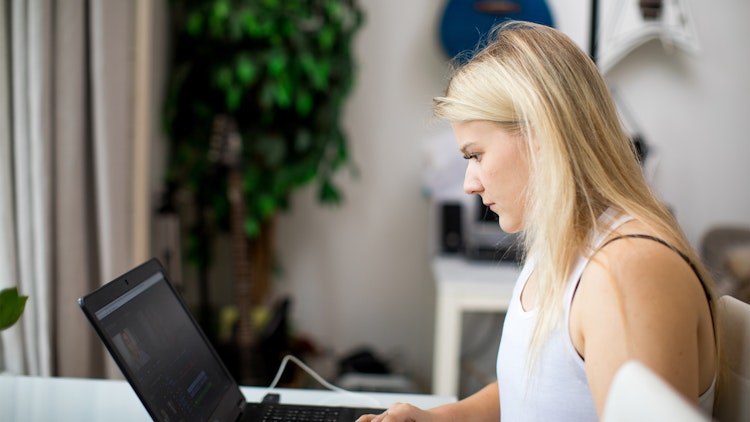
[431,381,500,422]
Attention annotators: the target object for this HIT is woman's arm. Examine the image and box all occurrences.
[571,234,716,416]
[356,381,500,422]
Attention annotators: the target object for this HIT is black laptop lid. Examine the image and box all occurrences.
[79,258,245,422]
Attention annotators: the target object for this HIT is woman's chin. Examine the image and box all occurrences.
[499,218,522,234]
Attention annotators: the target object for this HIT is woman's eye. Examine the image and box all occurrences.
[463,153,480,161]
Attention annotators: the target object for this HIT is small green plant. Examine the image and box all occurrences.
[0,287,27,331]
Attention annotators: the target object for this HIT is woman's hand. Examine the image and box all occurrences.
[357,381,499,422]
[356,402,439,422]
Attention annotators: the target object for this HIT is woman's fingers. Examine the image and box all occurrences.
[356,402,425,422]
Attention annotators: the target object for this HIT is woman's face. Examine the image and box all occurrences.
[452,120,531,234]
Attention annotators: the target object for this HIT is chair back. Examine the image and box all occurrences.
[714,295,750,421]
[603,360,710,422]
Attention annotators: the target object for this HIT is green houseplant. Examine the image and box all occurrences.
[0,287,27,331]
[162,0,363,383]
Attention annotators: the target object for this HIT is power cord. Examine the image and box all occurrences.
[260,354,384,408]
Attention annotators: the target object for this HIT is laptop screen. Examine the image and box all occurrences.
[80,260,243,421]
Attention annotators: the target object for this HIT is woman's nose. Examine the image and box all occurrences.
[463,165,482,195]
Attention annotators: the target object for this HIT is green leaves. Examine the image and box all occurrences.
[319,179,341,204]
[163,0,364,268]
[208,0,231,36]
[300,53,330,90]
[186,12,203,36]
[0,287,28,331]
[235,55,258,86]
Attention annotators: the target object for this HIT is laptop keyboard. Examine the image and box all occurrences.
[250,403,384,422]
[260,404,344,421]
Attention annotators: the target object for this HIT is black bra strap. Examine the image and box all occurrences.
[599,234,711,303]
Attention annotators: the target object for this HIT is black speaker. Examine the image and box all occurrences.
[440,202,463,253]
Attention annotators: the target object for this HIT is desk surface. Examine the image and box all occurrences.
[0,375,455,421]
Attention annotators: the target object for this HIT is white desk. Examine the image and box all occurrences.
[0,375,455,421]
[431,256,520,397]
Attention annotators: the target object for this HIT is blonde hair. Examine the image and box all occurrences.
[434,21,716,368]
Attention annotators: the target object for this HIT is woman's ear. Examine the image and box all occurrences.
[524,131,540,161]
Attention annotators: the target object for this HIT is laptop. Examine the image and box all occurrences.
[78,258,384,421]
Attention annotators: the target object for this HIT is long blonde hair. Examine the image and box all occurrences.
[433,21,716,367]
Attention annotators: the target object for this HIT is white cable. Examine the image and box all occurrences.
[260,354,384,408]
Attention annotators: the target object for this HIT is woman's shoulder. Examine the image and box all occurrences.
[586,220,690,283]
[577,218,704,319]
[570,221,716,412]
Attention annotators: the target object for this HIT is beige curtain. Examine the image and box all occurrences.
[0,0,20,374]
[0,0,154,378]
[0,0,54,377]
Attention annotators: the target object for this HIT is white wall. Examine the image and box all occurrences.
[274,0,447,389]
[274,0,750,391]
[603,1,750,246]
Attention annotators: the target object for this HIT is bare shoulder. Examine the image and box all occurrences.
[577,221,704,317]
[570,220,714,412]
[572,224,704,359]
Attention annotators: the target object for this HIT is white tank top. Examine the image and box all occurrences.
[496,209,715,421]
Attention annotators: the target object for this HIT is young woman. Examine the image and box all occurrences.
[358,21,717,421]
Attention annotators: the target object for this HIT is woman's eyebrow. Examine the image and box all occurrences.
[460,142,476,155]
